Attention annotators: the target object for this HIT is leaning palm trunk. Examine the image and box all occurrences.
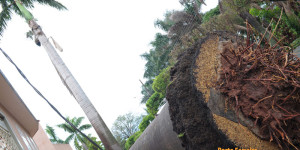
[15,1,121,150]
[29,19,121,150]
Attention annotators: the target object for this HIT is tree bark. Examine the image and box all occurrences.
[130,102,184,150]
[28,20,121,150]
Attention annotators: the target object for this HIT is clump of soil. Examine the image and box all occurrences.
[166,34,235,150]
[218,33,300,149]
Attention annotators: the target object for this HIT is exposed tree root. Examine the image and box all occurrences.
[218,26,300,149]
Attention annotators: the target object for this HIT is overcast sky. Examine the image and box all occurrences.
[0,0,217,143]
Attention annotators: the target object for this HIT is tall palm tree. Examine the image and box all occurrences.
[0,1,121,149]
[57,117,92,150]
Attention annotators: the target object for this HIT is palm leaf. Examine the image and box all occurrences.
[64,134,75,144]
[45,125,65,143]
[45,125,57,139]
[57,123,75,133]
[78,124,92,131]
[74,137,82,150]
[74,116,84,126]
[0,1,12,36]
[35,0,67,10]
[57,139,65,144]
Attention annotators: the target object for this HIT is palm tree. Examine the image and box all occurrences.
[57,117,92,150]
[0,1,121,149]
[45,125,65,144]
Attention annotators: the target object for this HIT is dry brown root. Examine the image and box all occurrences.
[218,27,300,149]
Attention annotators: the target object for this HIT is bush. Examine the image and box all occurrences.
[146,92,162,116]
[124,131,143,150]
[138,114,155,132]
[152,67,170,98]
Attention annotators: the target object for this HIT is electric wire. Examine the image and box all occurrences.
[0,48,103,150]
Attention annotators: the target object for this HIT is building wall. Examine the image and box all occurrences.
[0,103,38,150]
[33,124,73,150]
[33,124,56,150]
[53,144,73,150]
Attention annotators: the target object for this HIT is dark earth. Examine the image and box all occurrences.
[166,34,236,150]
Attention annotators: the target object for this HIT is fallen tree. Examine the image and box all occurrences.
[130,102,184,150]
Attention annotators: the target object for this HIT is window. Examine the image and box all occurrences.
[0,114,22,150]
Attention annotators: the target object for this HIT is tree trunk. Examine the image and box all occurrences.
[129,102,184,150]
[28,20,121,150]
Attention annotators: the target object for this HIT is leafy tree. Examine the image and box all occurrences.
[141,33,171,80]
[45,125,65,144]
[111,113,143,149]
[57,117,92,150]
[140,33,172,104]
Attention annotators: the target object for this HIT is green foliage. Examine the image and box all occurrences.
[45,125,65,144]
[141,80,154,103]
[141,33,171,80]
[178,132,185,138]
[202,5,220,23]
[124,131,142,150]
[138,114,155,132]
[291,37,300,49]
[146,92,163,116]
[249,6,300,46]
[122,114,151,150]
[56,117,96,150]
[140,32,172,103]
[154,11,175,32]
[46,117,103,150]
[84,134,104,150]
[152,67,171,98]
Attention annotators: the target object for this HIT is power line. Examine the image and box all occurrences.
[0,48,103,150]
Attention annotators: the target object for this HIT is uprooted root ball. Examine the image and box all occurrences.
[218,39,300,149]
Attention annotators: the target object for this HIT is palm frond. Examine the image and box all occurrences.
[45,125,57,139]
[74,137,82,150]
[19,0,34,8]
[57,123,75,133]
[64,134,75,144]
[45,125,65,143]
[0,2,12,37]
[57,139,65,144]
[78,124,92,131]
[74,117,84,127]
[36,0,67,10]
